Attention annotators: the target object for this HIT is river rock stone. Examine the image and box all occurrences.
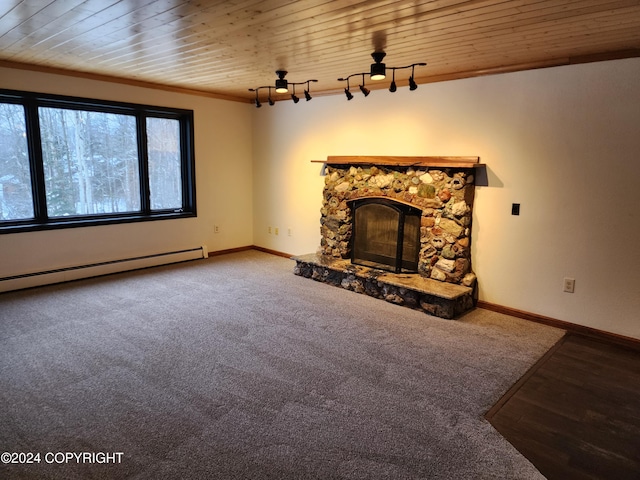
[438,218,464,237]
[418,184,436,198]
[462,272,477,287]
[420,172,433,184]
[451,200,468,217]
[430,268,446,281]
[442,245,456,259]
[335,181,350,192]
[421,217,435,227]
[438,189,452,202]
[431,237,446,249]
[435,258,456,273]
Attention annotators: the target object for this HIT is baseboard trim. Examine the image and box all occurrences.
[206,245,255,257]
[477,300,640,350]
[250,246,294,259]
[206,245,294,259]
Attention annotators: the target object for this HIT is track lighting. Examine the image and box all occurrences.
[250,78,317,107]
[338,51,426,99]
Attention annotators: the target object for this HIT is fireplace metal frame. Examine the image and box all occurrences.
[349,197,421,274]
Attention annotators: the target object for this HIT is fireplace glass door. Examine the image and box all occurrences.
[351,198,420,273]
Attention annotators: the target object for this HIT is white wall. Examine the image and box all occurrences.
[0,67,254,277]
[252,58,640,340]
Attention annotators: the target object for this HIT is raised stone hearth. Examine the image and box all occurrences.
[293,253,474,319]
[294,156,481,319]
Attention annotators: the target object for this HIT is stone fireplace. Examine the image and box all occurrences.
[294,156,481,319]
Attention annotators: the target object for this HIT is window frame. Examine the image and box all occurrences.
[0,89,196,234]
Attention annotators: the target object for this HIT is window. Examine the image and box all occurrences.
[0,89,196,233]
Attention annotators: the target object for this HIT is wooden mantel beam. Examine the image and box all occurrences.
[312,156,481,168]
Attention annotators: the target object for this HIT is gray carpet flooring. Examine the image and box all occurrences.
[0,250,564,479]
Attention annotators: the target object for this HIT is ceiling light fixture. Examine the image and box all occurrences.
[338,51,426,99]
[370,51,386,80]
[249,88,262,108]
[303,80,314,101]
[249,79,317,107]
[359,74,370,97]
[275,70,289,93]
[389,68,397,92]
[338,76,355,100]
[409,64,418,90]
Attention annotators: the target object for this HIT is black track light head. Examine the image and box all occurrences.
[268,96,275,106]
[389,68,397,92]
[409,64,421,90]
[359,74,370,96]
[345,88,354,100]
[291,84,300,103]
[249,88,262,108]
[304,90,312,101]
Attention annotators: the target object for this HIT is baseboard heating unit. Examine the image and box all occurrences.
[0,246,208,293]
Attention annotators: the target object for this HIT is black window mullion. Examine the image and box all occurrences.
[24,99,48,222]
[137,113,151,214]
[181,114,196,213]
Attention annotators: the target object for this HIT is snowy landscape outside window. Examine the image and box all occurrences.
[0,89,195,233]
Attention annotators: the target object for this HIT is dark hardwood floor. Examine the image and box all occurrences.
[486,333,640,480]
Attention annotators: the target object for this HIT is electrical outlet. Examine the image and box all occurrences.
[268,226,272,234]
[214,225,220,234]
[563,277,575,293]
[274,227,279,236]
[288,228,292,236]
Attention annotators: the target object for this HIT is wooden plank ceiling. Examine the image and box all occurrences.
[1,0,639,103]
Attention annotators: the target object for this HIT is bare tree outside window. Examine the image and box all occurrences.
[39,107,140,217]
[147,117,182,210]
[0,103,33,220]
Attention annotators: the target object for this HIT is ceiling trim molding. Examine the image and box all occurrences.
[0,60,249,103]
